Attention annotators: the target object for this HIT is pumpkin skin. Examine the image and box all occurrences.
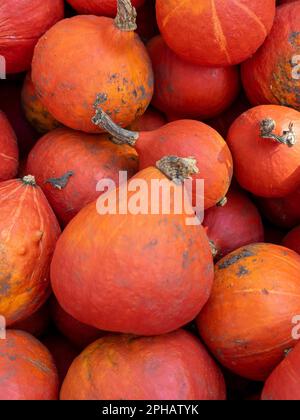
[156,0,276,67]
[147,36,240,120]
[203,189,264,259]
[60,330,226,400]
[242,3,300,112]
[10,302,50,338]
[0,0,64,74]
[51,166,214,336]
[31,15,154,133]
[0,330,59,400]
[26,127,139,225]
[129,107,166,131]
[66,0,144,16]
[283,225,300,254]
[227,105,300,198]
[0,111,18,181]
[50,297,104,350]
[262,342,300,400]
[0,177,61,325]
[21,72,59,134]
[197,243,300,381]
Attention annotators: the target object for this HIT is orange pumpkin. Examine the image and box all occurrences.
[0,330,58,400]
[0,176,60,325]
[0,111,18,182]
[227,105,300,197]
[51,157,214,335]
[32,0,153,133]
[60,330,226,400]
[197,243,300,381]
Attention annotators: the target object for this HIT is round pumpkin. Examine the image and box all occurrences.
[156,0,276,67]
[129,107,166,131]
[0,176,60,325]
[0,330,58,400]
[93,111,233,210]
[51,158,214,335]
[197,243,300,381]
[0,111,18,182]
[66,0,144,16]
[26,127,139,225]
[283,225,300,254]
[148,35,240,120]
[60,330,226,400]
[203,189,264,260]
[31,1,153,133]
[21,72,59,134]
[262,342,300,400]
[10,302,50,338]
[50,297,104,350]
[227,105,300,197]
[242,2,300,112]
[0,0,64,74]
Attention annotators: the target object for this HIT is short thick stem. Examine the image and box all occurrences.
[209,240,219,259]
[156,156,199,184]
[217,197,227,207]
[22,175,36,186]
[114,0,137,31]
[260,119,296,147]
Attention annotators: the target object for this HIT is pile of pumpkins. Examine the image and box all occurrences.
[1,0,300,400]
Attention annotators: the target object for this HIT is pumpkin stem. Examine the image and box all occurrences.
[22,175,36,186]
[209,240,219,259]
[260,119,296,147]
[216,197,227,207]
[156,156,199,184]
[92,95,139,146]
[115,0,137,31]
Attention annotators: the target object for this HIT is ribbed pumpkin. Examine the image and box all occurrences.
[0,0,64,74]
[31,0,153,133]
[93,109,233,210]
[283,225,300,254]
[0,330,58,400]
[262,342,300,400]
[21,72,59,134]
[156,0,276,67]
[0,111,18,181]
[0,176,60,325]
[148,35,240,120]
[60,330,226,400]
[51,157,214,336]
[66,0,144,16]
[197,243,300,381]
[26,127,139,225]
[227,105,300,197]
[203,189,264,259]
[242,2,300,112]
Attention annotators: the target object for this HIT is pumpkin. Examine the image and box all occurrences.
[283,225,300,254]
[60,330,226,400]
[26,127,139,225]
[93,109,233,210]
[50,297,104,350]
[197,243,300,381]
[51,157,214,336]
[156,0,276,67]
[147,35,240,121]
[258,189,300,229]
[262,342,300,400]
[66,0,144,16]
[0,176,60,325]
[0,0,64,74]
[31,0,153,133]
[203,188,264,260]
[0,330,59,400]
[129,107,166,131]
[242,2,300,112]
[227,105,300,197]
[21,72,59,134]
[10,302,50,338]
[0,111,18,181]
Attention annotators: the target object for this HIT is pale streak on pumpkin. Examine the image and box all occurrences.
[226,339,294,359]
[232,0,267,37]
[161,0,205,29]
[232,289,300,298]
[3,186,29,243]
[210,0,232,64]
[0,152,17,162]
[0,184,23,203]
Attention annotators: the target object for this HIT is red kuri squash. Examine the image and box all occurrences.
[156,0,276,67]
[66,0,144,16]
[197,243,300,381]
[0,111,18,181]
[60,330,226,400]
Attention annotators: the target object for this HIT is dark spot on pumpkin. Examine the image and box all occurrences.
[132,89,138,98]
[123,78,129,85]
[0,273,11,296]
[289,32,300,48]
[143,239,158,250]
[95,93,108,105]
[182,250,190,269]
[139,85,146,99]
[262,289,269,295]
[110,73,118,80]
[45,171,74,190]
[237,266,249,277]
[218,248,255,269]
